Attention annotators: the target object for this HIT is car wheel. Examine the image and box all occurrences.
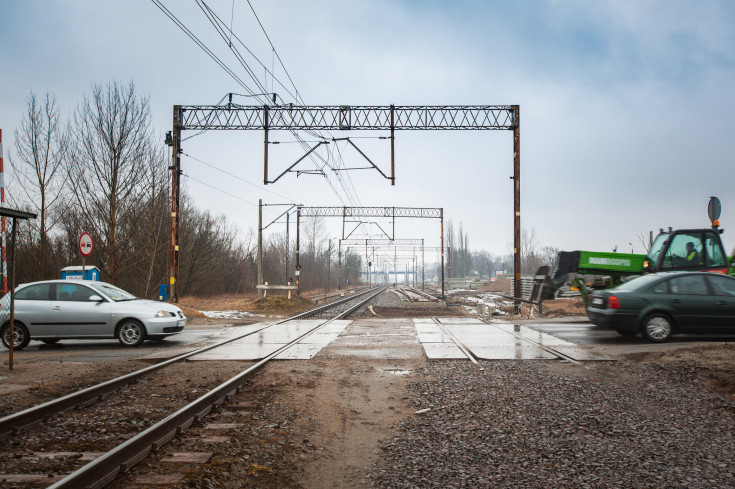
[116,320,146,347]
[642,314,673,343]
[1,322,31,350]
[617,330,637,337]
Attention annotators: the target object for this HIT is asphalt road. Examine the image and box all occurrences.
[0,325,230,362]
[523,317,735,357]
[3,317,734,364]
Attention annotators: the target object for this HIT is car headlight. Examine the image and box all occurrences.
[154,310,168,318]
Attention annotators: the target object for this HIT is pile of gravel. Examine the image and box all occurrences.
[368,360,735,488]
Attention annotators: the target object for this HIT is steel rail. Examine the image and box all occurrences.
[480,320,581,365]
[432,318,479,365]
[405,287,439,302]
[0,286,377,440]
[393,288,415,302]
[47,285,389,489]
[291,285,375,319]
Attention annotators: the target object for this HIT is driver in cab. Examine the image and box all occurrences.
[685,241,700,265]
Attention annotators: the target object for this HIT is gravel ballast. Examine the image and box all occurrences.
[368,360,735,488]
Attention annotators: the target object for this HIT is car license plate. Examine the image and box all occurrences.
[177,320,183,326]
[591,297,604,306]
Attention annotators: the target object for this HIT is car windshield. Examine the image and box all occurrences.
[647,233,669,265]
[90,283,138,302]
[614,274,664,291]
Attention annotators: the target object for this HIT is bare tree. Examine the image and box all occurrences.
[457,222,471,277]
[9,91,69,280]
[637,230,653,253]
[67,80,153,283]
[445,219,456,278]
[539,245,560,267]
[520,227,546,274]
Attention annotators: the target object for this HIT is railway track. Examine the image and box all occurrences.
[393,286,439,303]
[0,285,389,488]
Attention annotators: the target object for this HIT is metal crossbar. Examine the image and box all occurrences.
[340,239,424,246]
[180,105,516,130]
[298,206,441,218]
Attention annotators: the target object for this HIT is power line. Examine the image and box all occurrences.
[182,173,287,219]
[196,0,270,102]
[154,0,363,206]
[245,0,303,105]
[197,1,300,104]
[183,173,258,206]
[181,151,296,202]
[150,0,261,99]
[192,2,355,205]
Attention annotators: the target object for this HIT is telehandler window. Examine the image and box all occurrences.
[704,234,727,267]
[661,233,703,269]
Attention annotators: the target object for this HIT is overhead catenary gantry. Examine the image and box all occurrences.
[340,239,441,291]
[169,104,520,306]
[295,206,447,296]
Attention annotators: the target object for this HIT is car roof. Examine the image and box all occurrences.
[18,279,115,288]
[648,271,734,278]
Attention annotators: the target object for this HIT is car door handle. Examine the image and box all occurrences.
[53,306,62,310]
[717,300,726,305]
[671,299,681,304]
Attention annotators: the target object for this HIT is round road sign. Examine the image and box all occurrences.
[79,232,93,257]
[708,196,721,223]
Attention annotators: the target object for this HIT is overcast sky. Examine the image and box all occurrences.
[2,0,735,263]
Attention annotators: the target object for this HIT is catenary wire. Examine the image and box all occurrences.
[155,1,364,207]
[150,0,261,99]
[181,152,297,203]
[182,173,283,217]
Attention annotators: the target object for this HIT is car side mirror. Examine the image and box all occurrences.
[89,295,103,302]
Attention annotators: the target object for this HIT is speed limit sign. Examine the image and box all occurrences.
[79,232,93,257]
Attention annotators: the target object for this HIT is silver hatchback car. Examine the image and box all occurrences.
[0,280,186,349]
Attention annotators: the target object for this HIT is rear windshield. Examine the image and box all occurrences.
[614,274,663,291]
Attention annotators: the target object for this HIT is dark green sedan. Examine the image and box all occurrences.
[586,271,735,342]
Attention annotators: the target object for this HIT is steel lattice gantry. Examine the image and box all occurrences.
[295,206,448,296]
[178,105,515,131]
[340,238,425,246]
[340,239,434,291]
[169,104,520,306]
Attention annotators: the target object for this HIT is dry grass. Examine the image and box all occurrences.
[178,293,258,311]
[538,298,586,316]
[177,290,319,316]
[493,297,586,318]
[477,278,511,293]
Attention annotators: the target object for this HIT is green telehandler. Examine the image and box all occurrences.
[535,197,735,307]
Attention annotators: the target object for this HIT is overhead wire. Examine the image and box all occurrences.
[245,0,304,105]
[230,0,364,206]
[182,173,288,219]
[150,0,261,99]
[194,1,356,205]
[154,0,369,208]
[181,152,297,203]
[182,173,259,207]
[195,0,269,103]
[197,1,300,104]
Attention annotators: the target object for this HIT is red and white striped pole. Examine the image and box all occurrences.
[0,129,7,293]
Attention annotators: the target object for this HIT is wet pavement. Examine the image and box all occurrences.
[179,317,612,362]
[416,318,609,361]
[8,316,732,364]
[188,320,352,361]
